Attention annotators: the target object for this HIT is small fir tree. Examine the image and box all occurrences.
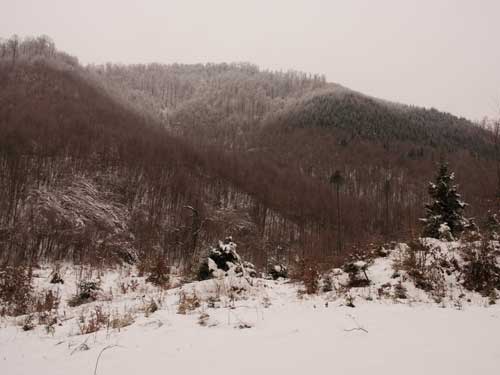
[421,163,468,239]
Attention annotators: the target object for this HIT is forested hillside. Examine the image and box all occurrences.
[0,36,498,270]
[90,62,329,148]
[0,38,269,268]
[94,53,499,251]
[0,37,350,269]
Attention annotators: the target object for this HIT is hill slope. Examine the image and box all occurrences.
[98,61,497,242]
[0,36,497,267]
[0,57,285,267]
[0,53,354,267]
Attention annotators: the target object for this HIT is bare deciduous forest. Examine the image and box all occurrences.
[0,35,498,272]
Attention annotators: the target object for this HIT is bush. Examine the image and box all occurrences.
[50,272,64,284]
[78,305,109,334]
[485,211,500,239]
[302,265,319,294]
[268,263,288,280]
[393,281,407,299]
[110,311,135,330]
[145,256,170,287]
[0,266,33,316]
[321,274,333,292]
[397,240,447,295]
[343,261,370,288]
[68,280,101,307]
[198,312,210,326]
[489,289,498,305]
[292,258,320,294]
[34,290,60,313]
[461,240,500,295]
[78,306,135,334]
[345,294,355,308]
[197,238,256,280]
[177,291,200,314]
[400,240,432,291]
[144,299,159,316]
[40,313,58,335]
[22,314,35,331]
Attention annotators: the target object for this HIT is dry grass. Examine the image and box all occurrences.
[78,305,136,335]
[177,291,200,314]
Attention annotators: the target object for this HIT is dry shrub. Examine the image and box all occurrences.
[393,281,408,299]
[0,265,33,316]
[50,272,64,284]
[401,241,429,276]
[145,256,170,288]
[34,290,60,313]
[110,310,135,330]
[303,266,320,294]
[236,322,253,329]
[291,258,320,295]
[50,265,64,284]
[461,227,482,243]
[78,305,109,334]
[345,294,355,308]
[396,240,447,296]
[461,240,500,295]
[143,298,159,317]
[119,279,139,294]
[22,314,36,331]
[198,312,210,326]
[68,280,101,307]
[321,274,333,292]
[377,282,392,299]
[36,310,59,335]
[488,289,498,305]
[78,306,136,335]
[262,296,272,308]
[177,291,200,314]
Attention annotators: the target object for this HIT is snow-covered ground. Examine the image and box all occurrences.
[2,284,499,375]
[1,239,500,375]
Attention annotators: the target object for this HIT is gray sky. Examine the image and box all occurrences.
[2,0,500,120]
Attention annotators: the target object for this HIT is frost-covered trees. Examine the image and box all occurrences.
[0,35,76,67]
[421,163,468,239]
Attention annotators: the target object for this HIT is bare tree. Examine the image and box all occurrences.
[7,35,19,66]
[0,38,6,59]
[330,170,344,254]
[494,116,500,210]
[384,176,392,238]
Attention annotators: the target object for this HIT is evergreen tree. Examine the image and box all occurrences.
[421,163,468,239]
[330,170,344,254]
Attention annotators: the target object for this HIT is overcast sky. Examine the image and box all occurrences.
[2,0,499,120]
